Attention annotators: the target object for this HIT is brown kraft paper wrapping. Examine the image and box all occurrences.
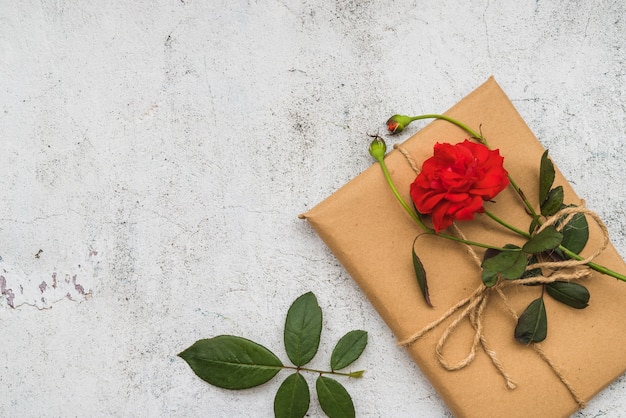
[301,77,626,417]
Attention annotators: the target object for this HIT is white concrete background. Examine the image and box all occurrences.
[1,1,625,417]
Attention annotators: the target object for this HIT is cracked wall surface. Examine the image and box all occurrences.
[1,1,625,417]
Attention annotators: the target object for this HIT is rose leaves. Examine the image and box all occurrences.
[546,281,590,309]
[275,373,310,418]
[178,292,368,418]
[284,292,322,367]
[178,336,283,389]
[514,281,590,345]
[514,297,547,345]
[522,226,563,254]
[316,376,356,418]
[412,239,432,307]
[481,244,528,286]
[331,330,369,372]
[480,151,591,344]
[481,226,565,289]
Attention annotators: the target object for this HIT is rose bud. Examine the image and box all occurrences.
[368,136,387,161]
[386,114,413,134]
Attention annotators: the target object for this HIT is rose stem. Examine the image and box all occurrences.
[559,246,626,282]
[484,210,531,238]
[283,365,365,378]
[372,147,429,231]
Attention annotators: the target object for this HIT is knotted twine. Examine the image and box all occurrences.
[393,144,612,408]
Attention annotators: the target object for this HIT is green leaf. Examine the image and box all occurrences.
[284,292,323,367]
[178,336,283,389]
[559,210,589,255]
[514,298,547,344]
[539,150,555,204]
[541,187,563,218]
[522,225,563,254]
[546,281,590,309]
[274,373,310,418]
[540,186,564,217]
[412,244,432,307]
[316,376,355,418]
[481,245,527,286]
[330,330,368,371]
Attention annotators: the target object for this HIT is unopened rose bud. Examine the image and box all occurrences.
[386,114,413,134]
[368,136,387,161]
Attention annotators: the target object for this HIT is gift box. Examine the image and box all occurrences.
[300,77,626,417]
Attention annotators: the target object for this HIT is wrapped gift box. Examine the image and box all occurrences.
[301,77,626,417]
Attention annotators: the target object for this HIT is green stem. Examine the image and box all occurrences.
[485,210,531,238]
[435,231,520,251]
[374,152,430,232]
[408,114,483,142]
[506,176,539,219]
[284,365,364,378]
[559,245,626,282]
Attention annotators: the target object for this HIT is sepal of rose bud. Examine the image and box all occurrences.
[368,136,387,161]
[386,114,413,134]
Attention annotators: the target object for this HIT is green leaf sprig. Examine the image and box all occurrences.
[178,292,368,418]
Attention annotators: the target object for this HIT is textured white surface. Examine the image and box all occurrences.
[1,1,625,417]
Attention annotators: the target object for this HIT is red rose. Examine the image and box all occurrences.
[410,140,509,232]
